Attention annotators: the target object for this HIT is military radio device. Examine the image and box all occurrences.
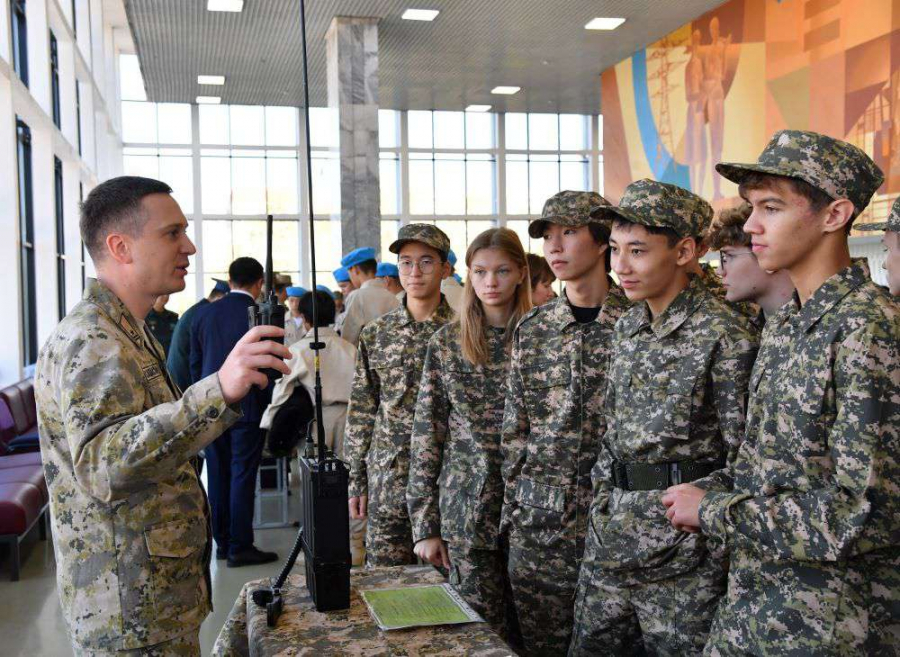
[252,0,352,625]
[248,213,286,382]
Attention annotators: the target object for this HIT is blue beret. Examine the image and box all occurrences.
[340,247,377,269]
[376,262,399,278]
[333,267,351,283]
[448,249,458,266]
[316,284,335,298]
[286,286,308,298]
[211,278,230,294]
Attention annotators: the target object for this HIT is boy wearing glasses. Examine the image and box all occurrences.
[345,224,456,567]
[707,202,795,325]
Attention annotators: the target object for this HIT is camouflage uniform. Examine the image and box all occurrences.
[697,131,900,655]
[34,279,240,653]
[501,190,630,655]
[569,178,759,656]
[407,323,512,636]
[345,224,456,567]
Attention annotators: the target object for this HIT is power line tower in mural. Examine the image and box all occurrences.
[647,35,686,173]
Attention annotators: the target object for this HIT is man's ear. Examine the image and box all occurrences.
[821,199,855,234]
[105,232,133,265]
[675,236,698,267]
[441,260,451,280]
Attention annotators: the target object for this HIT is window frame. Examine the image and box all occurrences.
[11,0,29,87]
[16,118,37,365]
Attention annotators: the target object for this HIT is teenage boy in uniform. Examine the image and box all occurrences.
[345,225,456,566]
[569,179,759,655]
[339,247,400,347]
[500,190,631,655]
[664,130,900,655]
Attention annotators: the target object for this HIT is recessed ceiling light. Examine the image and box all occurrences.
[196,96,221,104]
[585,17,625,30]
[207,0,244,12]
[466,105,491,112]
[491,86,521,95]
[197,75,225,85]
[402,8,439,21]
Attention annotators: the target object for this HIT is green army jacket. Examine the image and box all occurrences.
[500,285,630,550]
[699,261,900,654]
[590,277,758,583]
[35,279,240,651]
[407,323,510,549]
[345,296,455,499]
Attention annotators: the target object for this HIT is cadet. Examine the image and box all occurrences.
[407,228,531,638]
[501,191,631,655]
[339,247,401,347]
[284,285,309,347]
[707,202,795,325]
[332,266,354,334]
[34,176,291,655]
[345,224,456,566]
[664,130,900,655]
[441,249,465,312]
[377,261,404,295]
[570,180,759,655]
[857,196,900,296]
[145,294,179,355]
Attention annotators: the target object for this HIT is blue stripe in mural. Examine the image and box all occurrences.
[631,49,691,189]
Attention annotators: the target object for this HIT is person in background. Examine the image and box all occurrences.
[333,266,355,335]
[284,285,309,348]
[273,273,293,305]
[339,247,401,346]
[706,202,795,326]
[857,196,900,296]
[167,278,229,391]
[526,253,557,306]
[145,294,179,356]
[333,290,345,316]
[378,261,404,295]
[441,249,465,312]
[316,283,335,299]
[408,227,531,641]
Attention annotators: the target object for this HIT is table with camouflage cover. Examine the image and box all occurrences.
[212,565,516,656]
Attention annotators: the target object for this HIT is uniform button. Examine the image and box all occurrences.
[206,407,220,419]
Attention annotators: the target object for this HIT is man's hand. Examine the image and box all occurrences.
[414,537,450,568]
[349,495,368,520]
[661,483,706,534]
[219,326,292,405]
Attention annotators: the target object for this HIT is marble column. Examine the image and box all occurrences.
[326,16,381,256]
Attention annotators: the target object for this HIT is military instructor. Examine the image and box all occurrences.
[34,176,292,655]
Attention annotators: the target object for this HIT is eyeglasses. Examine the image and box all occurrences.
[719,250,755,269]
[398,258,437,274]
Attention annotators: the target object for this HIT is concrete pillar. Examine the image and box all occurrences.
[325,16,380,256]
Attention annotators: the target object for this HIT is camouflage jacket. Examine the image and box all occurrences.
[699,261,900,653]
[500,285,630,551]
[34,279,240,652]
[590,277,758,583]
[345,296,455,498]
[407,323,510,549]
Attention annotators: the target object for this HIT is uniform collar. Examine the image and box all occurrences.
[396,294,455,328]
[793,259,871,334]
[361,278,387,290]
[550,280,629,331]
[620,275,705,339]
[84,278,145,348]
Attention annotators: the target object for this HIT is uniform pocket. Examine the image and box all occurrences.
[144,517,206,616]
[520,361,570,430]
[512,477,566,544]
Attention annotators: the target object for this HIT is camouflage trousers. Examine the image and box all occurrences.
[83,631,201,656]
[569,554,726,657]
[447,543,516,641]
[365,478,416,567]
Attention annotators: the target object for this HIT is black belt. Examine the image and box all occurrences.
[611,460,723,491]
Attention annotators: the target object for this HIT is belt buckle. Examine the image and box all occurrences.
[669,462,682,486]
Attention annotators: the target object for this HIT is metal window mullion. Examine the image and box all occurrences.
[497,112,507,226]
[400,110,410,225]
[297,107,312,287]
[190,104,205,302]
[591,114,601,194]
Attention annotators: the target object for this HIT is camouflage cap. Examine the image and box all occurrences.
[716,130,884,215]
[528,190,612,238]
[389,223,451,257]
[857,196,900,233]
[591,178,713,238]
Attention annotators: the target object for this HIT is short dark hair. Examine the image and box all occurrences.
[737,172,846,227]
[80,176,173,260]
[229,257,264,287]
[586,223,613,272]
[298,290,336,327]
[526,253,555,289]
[354,259,378,276]
[707,203,753,250]
[612,217,682,247]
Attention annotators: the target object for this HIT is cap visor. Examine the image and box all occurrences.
[389,238,448,257]
[855,222,888,232]
[528,216,589,238]
[714,162,797,186]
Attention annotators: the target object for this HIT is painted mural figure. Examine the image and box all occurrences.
[701,17,731,200]
[685,29,708,196]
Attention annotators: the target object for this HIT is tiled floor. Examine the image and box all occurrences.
[0,482,304,656]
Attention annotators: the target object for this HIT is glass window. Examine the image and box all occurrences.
[202,220,233,272]
[529,114,559,151]
[123,154,159,179]
[433,111,464,149]
[231,220,266,264]
[199,105,229,144]
[466,159,495,215]
[560,157,589,192]
[122,102,158,143]
[272,221,300,272]
[559,114,588,151]
[380,154,400,215]
[465,112,495,149]
[313,220,342,271]
[119,54,146,101]
[157,104,192,144]
[505,113,528,150]
[265,106,298,146]
[507,220,544,255]
[11,0,29,87]
[266,158,299,214]
[311,152,340,215]
[160,155,194,214]
[436,221,468,265]
[231,157,266,214]
[380,220,399,262]
[505,157,529,215]
[379,110,399,148]
[409,156,434,215]
[408,111,433,149]
[309,107,338,148]
[229,106,265,146]
[201,156,231,215]
[529,158,560,214]
[434,158,465,215]
[596,115,603,151]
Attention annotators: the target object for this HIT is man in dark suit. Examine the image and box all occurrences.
[167,278,229,392]
[191,257,279,567]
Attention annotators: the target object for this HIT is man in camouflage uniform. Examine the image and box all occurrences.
[345,224,456,567]
[664,130,900,655]
[857,196,900,296]
[570,180,759,655]
[34,176,291,655]
[501,191,631,655]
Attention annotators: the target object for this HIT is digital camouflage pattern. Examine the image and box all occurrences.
[116,632,202,656]
[213,566,514,655]
[389,223,452,257]
[699,260,900,656]
[527,190,612,238]
[345,297,455,567]
[407,323,512,635]
[592,178,714,239]
[34,279,240,652]
[716,129,884,214]
[571,277,759,655]
[500,285,630,656]
[857,195,900,232]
